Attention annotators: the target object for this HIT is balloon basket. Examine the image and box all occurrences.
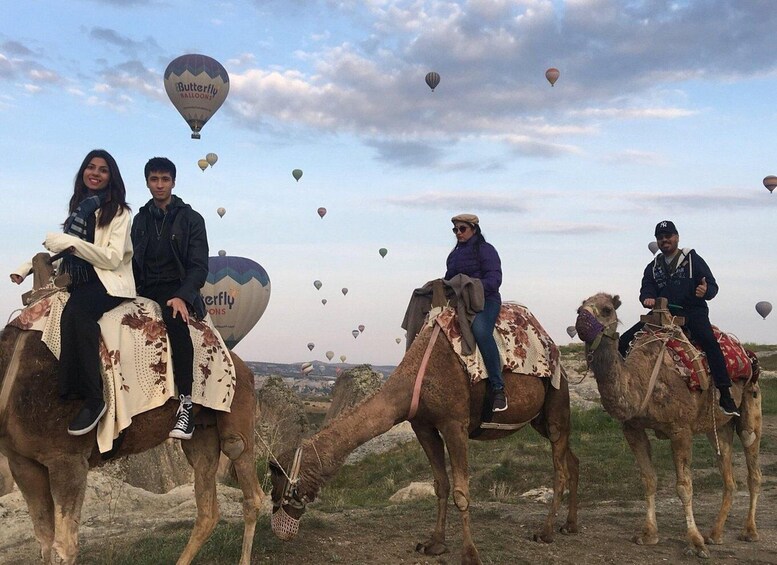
[191,132,201,139]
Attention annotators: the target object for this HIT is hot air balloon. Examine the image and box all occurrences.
[313,280,322,290]
[301,362,314,375]
[358,324,365,333]
[164,54,230,139]
[352,329,359,339]
[340,355,346,363]
[317,207,327,219]
[395,338,402,344]
[321,299,327,305]
[379,248,388,258]
[648,241,659,254]
[425,71,440,92]
[326,351,334,361]
[198,159,208,171]
[545,67,560,87]
[307,342,315,351]
[755,301,772,319]
[292,169,303,182]
[218,249,226,257]
[206,153,218,167]
[202,255,271,349]
[341,288,348,296]
[763,176,777,194]
[335,367,342,375]
[217,207,226,218]
[566,326,577,338]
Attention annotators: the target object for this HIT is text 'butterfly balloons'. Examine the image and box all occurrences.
[164,54,229,139]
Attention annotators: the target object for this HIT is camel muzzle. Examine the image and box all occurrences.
[271,505,301,540]
[575,309,605,344]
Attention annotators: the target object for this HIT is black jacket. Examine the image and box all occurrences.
[639,248,718,315]
[131,195,209,318]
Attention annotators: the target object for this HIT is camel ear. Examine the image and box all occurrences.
[612,295,621,310]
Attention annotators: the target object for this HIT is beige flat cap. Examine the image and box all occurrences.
[451,213,479,225]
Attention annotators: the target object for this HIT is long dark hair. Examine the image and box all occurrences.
[67,149,130,227]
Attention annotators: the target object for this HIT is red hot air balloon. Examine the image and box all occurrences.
[545,67,560,87]
[425,71,440,92]
[763,176,777,194]
[317,207,327,219]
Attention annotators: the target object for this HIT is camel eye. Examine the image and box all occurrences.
[602,307,612,316]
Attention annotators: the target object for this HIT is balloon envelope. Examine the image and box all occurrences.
[379,248,388,258]
[326,351,334,361]
[358,324,365,333]
[755,301,772,319]
[395,338,401,344]
[545,67,560,86]
[164,54,230,139]
[218,249,226,257]
[302,364,314,375]
[340,355,346,363]
[321,299,327,305]
[425,71,440,91]
[352,329,359,339]
[313,280,322,290]
[203,255,270,349]
[317,207,327,219]
[206,152,218,166]
[341,288,348,296]
[566,325,577,338]
[198,159,208,171]
[763,175,777,193]
[648,241,659,254]
[217,207,226,218]
[292,169,303,182]
[307,342,315,351]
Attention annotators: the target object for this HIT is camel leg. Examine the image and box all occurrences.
[47,456,90,565]
[411,423,450,556]
[705,424,735,545]
[438,420,482,565]
[6,454,55,563]
[621,424,659,545]
[176,424,221,565]
[669,431,708,558]
[221,433,264,565]
[736,384,762,542]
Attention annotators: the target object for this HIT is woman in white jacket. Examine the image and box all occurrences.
[10,149,135,435]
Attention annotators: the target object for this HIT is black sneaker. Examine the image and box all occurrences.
[169,396,194,440]
[492,389,508,412]
[719,389,740,418]
[68,399,107,436]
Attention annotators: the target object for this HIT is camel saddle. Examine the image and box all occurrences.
[8,290,236,453]
[637,302,754,392]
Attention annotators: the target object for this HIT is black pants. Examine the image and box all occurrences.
[618,312,731,389]
[141,282,194,397]
[59,279,125,401]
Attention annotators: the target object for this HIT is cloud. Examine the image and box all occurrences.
[599,149,667,166]
[526,222,616,235]
[88,27,160,56]
[1,41,34,56]
[569,107,698,120]
[366,139,446,167]
[632,191,765,210]
[384,190,528,213]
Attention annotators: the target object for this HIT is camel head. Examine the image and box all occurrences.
[268,446,315,541]
[575,293,621,347]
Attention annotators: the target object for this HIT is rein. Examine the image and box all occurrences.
[407,323,441,420]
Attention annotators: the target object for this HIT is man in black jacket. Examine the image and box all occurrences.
[618,220,739,417]
[131,157,209,439]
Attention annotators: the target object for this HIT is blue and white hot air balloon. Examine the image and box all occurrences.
[202,255,270,349]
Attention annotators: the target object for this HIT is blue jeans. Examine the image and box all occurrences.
[472,300,503,391]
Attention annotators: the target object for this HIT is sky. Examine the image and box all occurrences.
[1,0,776,366]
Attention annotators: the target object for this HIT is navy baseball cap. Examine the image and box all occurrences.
[654,220,678,237]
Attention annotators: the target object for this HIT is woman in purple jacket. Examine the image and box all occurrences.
[445,214,506,411]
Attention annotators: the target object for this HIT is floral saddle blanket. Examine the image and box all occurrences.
[9,291,236,453]
[431,302,562,389]
[638,326,753,391]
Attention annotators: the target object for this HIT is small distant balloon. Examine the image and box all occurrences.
[648,241,659,254]
[335,367,342,375]
[217,207,226,218]
[379,248,388,258]
[425,71,440,92]
[545,67,560,87]
[198,159,208,171]
[763,176,777,194]
[352,329,359,339]
[317,207,327,219]
[292,169,303,182]
[566,326,577,338]
[341,288,348,296]
[301,363,314,375]
[395,338,402,344]
[313,280,322,290]
[340,355,346,363]
[755,301,772,319]
[307,342,315,351]
[321,299,327,305]
[218,249,226,257]
[206,153,218,167]
[326,351,334,361]
[358,324,365,333]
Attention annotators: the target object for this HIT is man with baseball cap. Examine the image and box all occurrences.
[619,220,739,417]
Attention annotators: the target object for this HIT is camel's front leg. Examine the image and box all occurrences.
[737,383,762,542]
[7,454,55,563]
[534,423,579,542]
[669,431,708,558]
[411,423,450,556]
[706,424,735,545]
[622,423,659,545]
[46,456,90,565]
[178,424,221,565]
[439,420,482,565]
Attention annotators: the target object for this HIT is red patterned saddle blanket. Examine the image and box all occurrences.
[663,326,753,391]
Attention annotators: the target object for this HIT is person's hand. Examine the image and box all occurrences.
[695,277,707,298]
[643,298,656,308]
[167,297,190,323]
[10,274,23,285]
[44,233,71,253]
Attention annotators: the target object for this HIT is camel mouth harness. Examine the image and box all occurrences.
[269,446,305,540]
[576,306,618,353]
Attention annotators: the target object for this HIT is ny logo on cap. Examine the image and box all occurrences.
[659,221,668,228]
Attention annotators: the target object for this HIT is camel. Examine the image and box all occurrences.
[575,293,762,559]
[268,310,579,565]
[0,323,264,564]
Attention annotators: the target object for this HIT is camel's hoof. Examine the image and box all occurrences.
[684,546,710,559]
[632,534,659,546]
[561,522,579,535]
[461,544,482,565]
[533,532,554,544]
[704,534,723,546]
[415,541,448,556]
[738,531,760,542]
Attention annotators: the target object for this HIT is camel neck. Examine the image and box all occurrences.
[590,334,643,422]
